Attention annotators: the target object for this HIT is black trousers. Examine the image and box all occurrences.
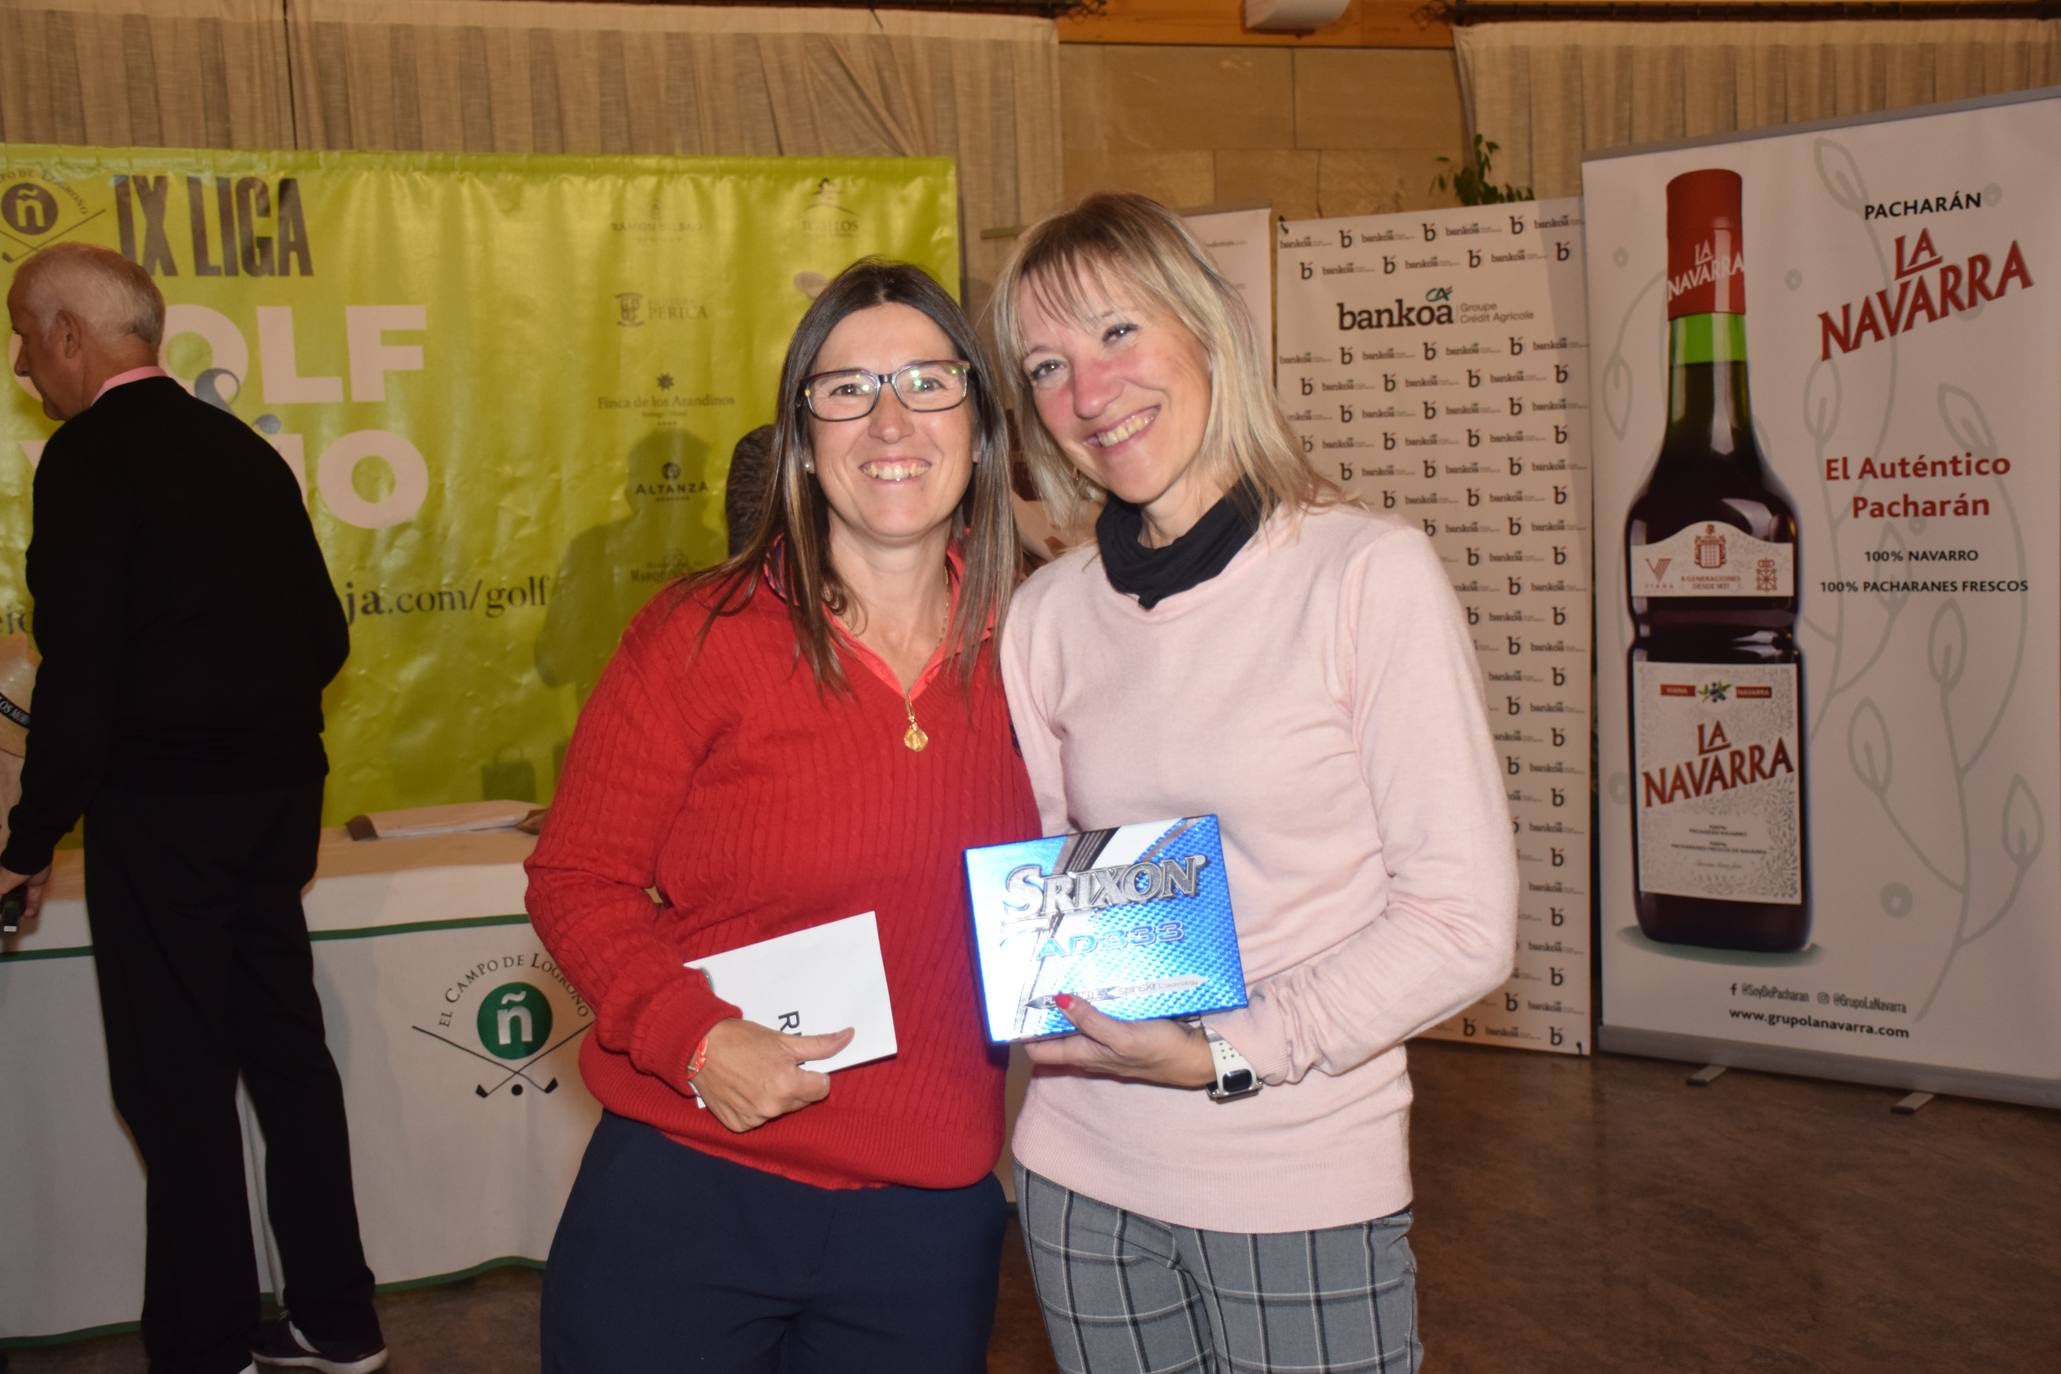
[84,782,378,1374]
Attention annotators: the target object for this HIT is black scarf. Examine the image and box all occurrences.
[1096,478,1263,610]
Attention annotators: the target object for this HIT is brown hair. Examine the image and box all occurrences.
[690,259,1017,690]
[723,424,776,559]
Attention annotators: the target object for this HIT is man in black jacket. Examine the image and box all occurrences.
[2,244,386,1374]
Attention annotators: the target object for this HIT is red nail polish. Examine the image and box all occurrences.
[1054,993,1074,1010]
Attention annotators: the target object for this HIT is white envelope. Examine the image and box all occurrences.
[684,911,897,1075]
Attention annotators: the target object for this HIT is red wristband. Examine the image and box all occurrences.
[682,1035,710,1083]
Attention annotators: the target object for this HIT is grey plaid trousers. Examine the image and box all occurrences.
[1015,1165,1424,1374]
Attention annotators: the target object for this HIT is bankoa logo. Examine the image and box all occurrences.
[1335,297,1455,331]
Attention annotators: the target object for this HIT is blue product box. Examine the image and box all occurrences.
[963,815,1248,1043]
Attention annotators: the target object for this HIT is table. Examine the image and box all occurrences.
[0,827,602,1345]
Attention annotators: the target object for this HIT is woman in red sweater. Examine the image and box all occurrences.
[526,260,1037,1372]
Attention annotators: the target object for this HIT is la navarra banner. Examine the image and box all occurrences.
[1583,91,2061,1104]
[0,146,959,824]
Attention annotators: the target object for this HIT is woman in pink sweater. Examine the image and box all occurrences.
[991,194,1519,1373]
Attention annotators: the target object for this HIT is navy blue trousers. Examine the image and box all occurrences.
[541,1112,1007,1373]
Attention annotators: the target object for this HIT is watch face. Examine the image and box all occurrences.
[1221,1067,1254,1095]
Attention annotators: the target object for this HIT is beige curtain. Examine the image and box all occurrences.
[284,0,1063,308]
[0,0,294,149]
[0,0,1060,305]
[1455,19,2061,198]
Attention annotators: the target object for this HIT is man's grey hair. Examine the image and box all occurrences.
[11,241,166,351]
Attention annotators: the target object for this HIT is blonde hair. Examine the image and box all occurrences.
[11,241,165,351]
[990,193,1336,535]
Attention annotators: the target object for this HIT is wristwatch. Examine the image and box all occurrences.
[1202,1023,1261,1101]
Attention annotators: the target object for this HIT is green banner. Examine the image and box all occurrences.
[1,146,958,823]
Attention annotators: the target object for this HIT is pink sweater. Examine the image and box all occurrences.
[999,505,1517,1233]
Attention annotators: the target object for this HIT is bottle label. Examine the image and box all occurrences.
[1633,661,1803,904]
[1665,171,1746,318]
[1630,523,1794,597]
[1666,227,1746,318]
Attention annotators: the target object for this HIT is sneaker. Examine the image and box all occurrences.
[250,1317,388,1374]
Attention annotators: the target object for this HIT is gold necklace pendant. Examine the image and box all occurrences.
[898,585,949,753]
[863,577,948,754]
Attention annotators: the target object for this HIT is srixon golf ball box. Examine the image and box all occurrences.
[963,815,1248,1043]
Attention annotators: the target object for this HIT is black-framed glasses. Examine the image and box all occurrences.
[801,360,973,422]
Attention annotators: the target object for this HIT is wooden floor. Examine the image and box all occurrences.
[12,1040,2058,1373]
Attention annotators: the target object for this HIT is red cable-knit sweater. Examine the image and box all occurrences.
[525,574,1037,1190]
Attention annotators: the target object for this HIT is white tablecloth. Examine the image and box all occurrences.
[0,828,603,1344]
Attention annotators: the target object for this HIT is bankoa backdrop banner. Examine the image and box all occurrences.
[1276,198,1594,1057]
[1583,91,2061,1107]
[0,146,958,825]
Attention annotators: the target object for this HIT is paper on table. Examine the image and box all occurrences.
[685,911,896,1074]
[344,799,535,839]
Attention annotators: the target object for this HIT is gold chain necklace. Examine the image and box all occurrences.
[900,602,950,753]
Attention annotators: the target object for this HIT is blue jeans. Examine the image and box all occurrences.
[542,1112,1007,1373]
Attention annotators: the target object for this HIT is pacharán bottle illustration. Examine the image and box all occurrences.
[1625,168,1810,952]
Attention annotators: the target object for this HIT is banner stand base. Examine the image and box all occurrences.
[1599,1026,2061,1111]
[1686,1064,1728,1087]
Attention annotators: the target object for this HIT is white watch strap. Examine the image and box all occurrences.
[1203,1024,1259,1098]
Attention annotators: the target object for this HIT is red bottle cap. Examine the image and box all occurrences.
[1665,169,1746,319]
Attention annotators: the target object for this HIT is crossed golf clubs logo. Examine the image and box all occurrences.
[412,980,592,1098]
[412,1022,590,1097]
[0,181,103,264]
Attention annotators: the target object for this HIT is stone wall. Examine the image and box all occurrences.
[1058,43,1467,219]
